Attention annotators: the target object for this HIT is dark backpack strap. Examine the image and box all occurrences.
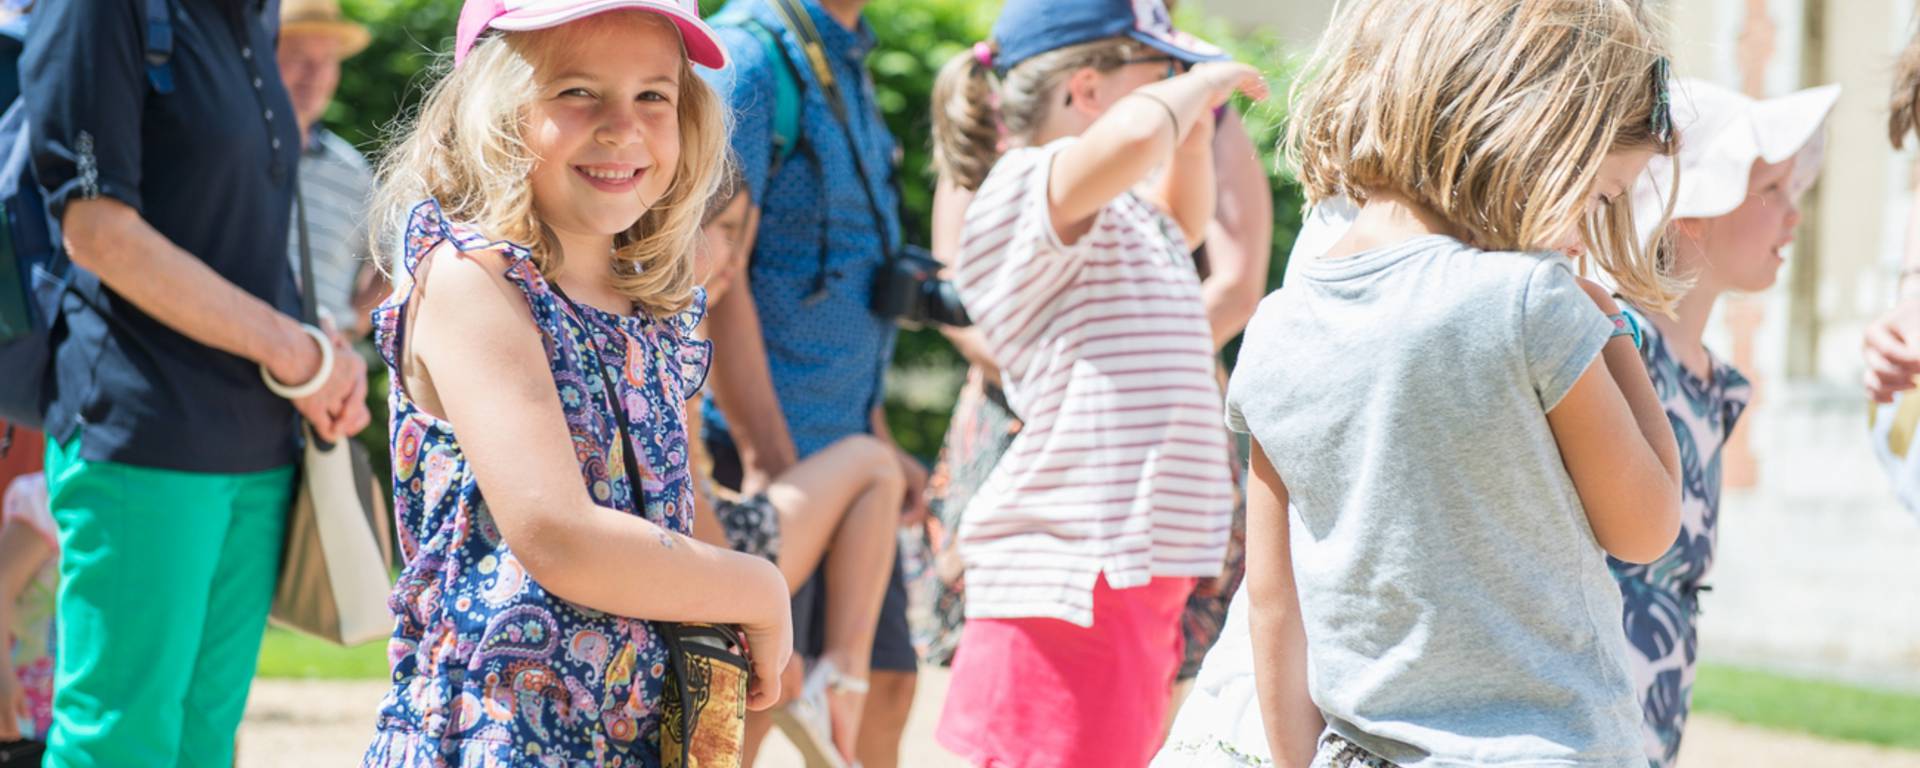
[144,0,175,94]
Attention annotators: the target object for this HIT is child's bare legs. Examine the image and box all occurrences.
[857,672,916,768]
[764,434,904,760]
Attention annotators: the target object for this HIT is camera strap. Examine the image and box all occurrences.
[768,0,903,274]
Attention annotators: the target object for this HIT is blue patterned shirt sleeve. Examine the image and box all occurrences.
[706,24,778,206]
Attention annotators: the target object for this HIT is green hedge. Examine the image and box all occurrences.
[328,0,1306,462]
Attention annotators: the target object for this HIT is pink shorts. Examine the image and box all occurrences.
[936,574,1196,768]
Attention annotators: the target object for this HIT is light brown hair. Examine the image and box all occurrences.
[931,37,1145,191]
[1287,0,1681,310]
[371,12,729,317]
[1891,25,1920,147]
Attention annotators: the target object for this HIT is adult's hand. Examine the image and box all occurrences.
[1865,297,1920,402]
[893,443,930,526]
[266,325,370,442]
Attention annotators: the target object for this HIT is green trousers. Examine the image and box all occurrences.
[42,437,293,768]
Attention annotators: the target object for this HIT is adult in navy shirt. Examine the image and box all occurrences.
[23,0,368,763]
[703,0,927,764]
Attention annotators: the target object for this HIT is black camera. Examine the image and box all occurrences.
[871,244,972,328]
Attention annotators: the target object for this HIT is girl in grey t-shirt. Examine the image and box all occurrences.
[1226,2,1690,766]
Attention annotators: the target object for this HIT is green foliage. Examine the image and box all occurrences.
[327,0,460,149]
[321,0,1308,462]
[1693,663,1920,750]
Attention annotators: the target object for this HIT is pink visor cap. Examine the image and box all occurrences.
[455,0,728,69]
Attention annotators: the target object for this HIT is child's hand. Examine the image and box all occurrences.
[1187,61,1268,107]
[0,665,21,740]
[740,561,794,712]
[1865,296,1920,402]
[1575,277,1622,316]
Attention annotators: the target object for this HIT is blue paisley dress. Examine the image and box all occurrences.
[1608,306,1751,768]
[364,200,711,767]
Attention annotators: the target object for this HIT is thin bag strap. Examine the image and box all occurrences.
[295,181,318,326]
[546,285,646,496]
[545,284,697,765]
[291,171,325,446]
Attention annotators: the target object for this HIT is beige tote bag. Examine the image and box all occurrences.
[269,189,395,645]
[271,428,394,644]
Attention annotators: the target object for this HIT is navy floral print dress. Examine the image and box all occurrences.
[363,200,710,767]
[1608,306,1751,768]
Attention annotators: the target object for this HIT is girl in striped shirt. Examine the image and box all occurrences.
[925,0,1264,765]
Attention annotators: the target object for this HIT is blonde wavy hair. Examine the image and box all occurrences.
[931,37,1144,192]
[1286,0,1682,311]
[371,12,729,317]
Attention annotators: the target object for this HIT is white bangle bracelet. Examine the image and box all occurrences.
[261,323,334,400]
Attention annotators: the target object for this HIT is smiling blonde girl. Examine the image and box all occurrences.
[361,2,792,764]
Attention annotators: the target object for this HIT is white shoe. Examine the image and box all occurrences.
[771,659,848,768]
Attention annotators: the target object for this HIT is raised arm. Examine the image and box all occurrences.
[407,243,791,707]
[1147,97,1218,249]
[1197,109,1274,349]
[1245,438,1323,765]
[1046,62,1265,244]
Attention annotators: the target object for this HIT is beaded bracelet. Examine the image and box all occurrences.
[1607,311,1642,351]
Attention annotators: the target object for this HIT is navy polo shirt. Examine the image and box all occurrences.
[25,0,303,473]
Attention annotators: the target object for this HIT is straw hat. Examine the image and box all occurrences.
[280,0,372,58]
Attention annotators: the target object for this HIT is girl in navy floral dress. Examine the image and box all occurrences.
[1614,77,1837,767]
[360,2,792,765]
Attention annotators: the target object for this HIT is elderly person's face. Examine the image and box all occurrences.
[277,32,344,134]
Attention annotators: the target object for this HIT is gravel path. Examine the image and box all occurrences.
[239,669,1920,767]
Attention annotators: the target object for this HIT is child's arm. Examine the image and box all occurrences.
[0,519,53,740]
[1145,101,1218,250]
[1546,284,1683,564]
[1245,438,1324,764]
[1045,62,1265,245]
[1863,191,1920,402]
[408,243,791,708]
[1196,110,1274,349]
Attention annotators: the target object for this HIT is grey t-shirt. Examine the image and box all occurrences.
[1227,235,1643,767]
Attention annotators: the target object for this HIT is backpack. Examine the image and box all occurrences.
[0,0,175,442]
[709,9,803,175]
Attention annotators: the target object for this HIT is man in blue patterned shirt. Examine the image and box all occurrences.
[701,1,927,765]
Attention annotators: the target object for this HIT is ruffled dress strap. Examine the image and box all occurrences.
[659,287,713,398]
[371,199,561,375]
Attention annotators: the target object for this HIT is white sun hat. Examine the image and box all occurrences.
[1631,78,1841,252]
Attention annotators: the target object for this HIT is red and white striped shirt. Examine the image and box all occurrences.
[952,139,1234,626]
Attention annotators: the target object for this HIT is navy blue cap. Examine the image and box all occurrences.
[989,0,1228,75]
